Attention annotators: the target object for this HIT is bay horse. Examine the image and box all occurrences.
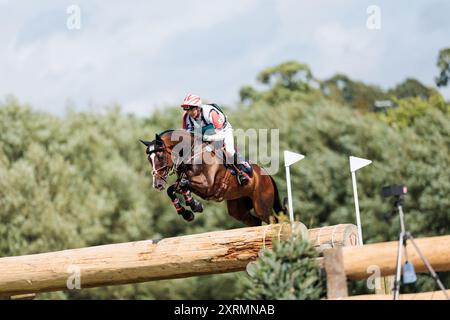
[140,129,285,226]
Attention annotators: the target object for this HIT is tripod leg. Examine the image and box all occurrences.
[393,232,404,300]
[407,233,450,300]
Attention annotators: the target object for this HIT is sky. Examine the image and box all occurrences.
[0,0,449,115]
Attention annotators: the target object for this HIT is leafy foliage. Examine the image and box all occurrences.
[239,61,322,105]
[435,48,450,87]
[240,59,445,113]
[320,73,388,112]
[388,78,439,100]
[243,236,324,300]
[1,53,449,299]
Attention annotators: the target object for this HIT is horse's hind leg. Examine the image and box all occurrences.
[226,198,262,227]
[167,184,194,222]
[252,181,278,224]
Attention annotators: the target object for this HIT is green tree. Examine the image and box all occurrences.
[388,78,438,100]
[257,61,314,91]
[1,58,450,299]
[375,92,448,127]
[320,73,387,112]
[243,236,324,300]
[435,48,450,87]
[239,61,320,105]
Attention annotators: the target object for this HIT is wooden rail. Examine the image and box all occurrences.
[324,235,450,300]
[0,223,357,297]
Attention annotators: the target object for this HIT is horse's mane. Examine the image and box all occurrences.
[159,129,195,139]
[159,129,175,136]
[158,129,197,150]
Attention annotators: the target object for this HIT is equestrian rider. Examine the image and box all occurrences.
[180,94,251,185]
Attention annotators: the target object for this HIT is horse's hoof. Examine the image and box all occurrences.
[182,210,195,222]
[190,200,203,213]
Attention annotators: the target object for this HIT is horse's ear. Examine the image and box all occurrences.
[139,139,152,146]
[155,134,162,142]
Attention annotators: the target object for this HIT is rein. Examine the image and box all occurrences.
[149,148,176,182]
[149,132,226,183]
[178,143,221,165]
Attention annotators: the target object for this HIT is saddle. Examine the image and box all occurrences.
[224,158,254,177]
[204,141,253,178]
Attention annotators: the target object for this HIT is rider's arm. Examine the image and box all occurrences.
[202,124,217,141]
[182,112,189,130]
[210,110,225,129]
[182,112,196,132]
[203,130,227,141]
[202,110,227,141]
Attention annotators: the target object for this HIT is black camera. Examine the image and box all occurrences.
[382,185,408,197]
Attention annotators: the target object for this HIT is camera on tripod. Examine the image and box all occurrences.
[382,185,407,197]
[381,183,449,300]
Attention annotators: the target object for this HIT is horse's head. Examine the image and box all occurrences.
[140,133,174,191]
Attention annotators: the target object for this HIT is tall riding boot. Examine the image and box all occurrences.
[234,153,249,186]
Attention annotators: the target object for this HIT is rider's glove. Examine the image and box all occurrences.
[201,124,215,135]
[202,124,215,142]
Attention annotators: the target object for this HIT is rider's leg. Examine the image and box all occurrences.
[223,129,250,185]
[223,129,251,170]
[223,129,236,165]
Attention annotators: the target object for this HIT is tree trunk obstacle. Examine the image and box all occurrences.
[1,222,447,300]
[342,235,450,280]
[323,235,450,299]
[339,290,450,300]
[0,223,357,297]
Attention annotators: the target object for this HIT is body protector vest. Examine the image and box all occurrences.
[182,104,230,133]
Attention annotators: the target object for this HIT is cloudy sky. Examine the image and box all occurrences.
[0,0,449,115]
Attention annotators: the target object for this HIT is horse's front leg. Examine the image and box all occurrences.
[179,178,204,213]
[167,184,194,222]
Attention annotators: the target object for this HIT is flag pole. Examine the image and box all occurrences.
[285,165,294,223]
[349,156,372,246]
[351,170,364,245]
[284,150,305,225]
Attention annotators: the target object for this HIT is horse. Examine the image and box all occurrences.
[140,129,286,226]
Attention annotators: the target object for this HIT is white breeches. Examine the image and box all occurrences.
[223,128,235,161]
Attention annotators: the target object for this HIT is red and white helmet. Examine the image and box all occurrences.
[181,94,202,108]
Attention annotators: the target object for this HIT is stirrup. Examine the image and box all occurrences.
[237,162,253,177]
[237,172,249,186]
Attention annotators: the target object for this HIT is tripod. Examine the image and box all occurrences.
[392,195,449,300]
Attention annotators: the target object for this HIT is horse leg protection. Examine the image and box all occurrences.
[181,187,203,213]
[167,185,186,214]
[178,178,203,213]
[167,184,195,222]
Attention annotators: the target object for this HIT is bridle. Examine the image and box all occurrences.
[146,132,225,182]
[147,145,175,183]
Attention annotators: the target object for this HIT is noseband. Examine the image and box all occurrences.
[147,143,174,182]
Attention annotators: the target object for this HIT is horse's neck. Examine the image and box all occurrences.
[173,137,223,178]
[163,130,191,148]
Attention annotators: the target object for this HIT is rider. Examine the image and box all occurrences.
[180,94,251,185]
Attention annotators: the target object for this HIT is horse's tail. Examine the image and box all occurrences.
[270,176,287,216]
